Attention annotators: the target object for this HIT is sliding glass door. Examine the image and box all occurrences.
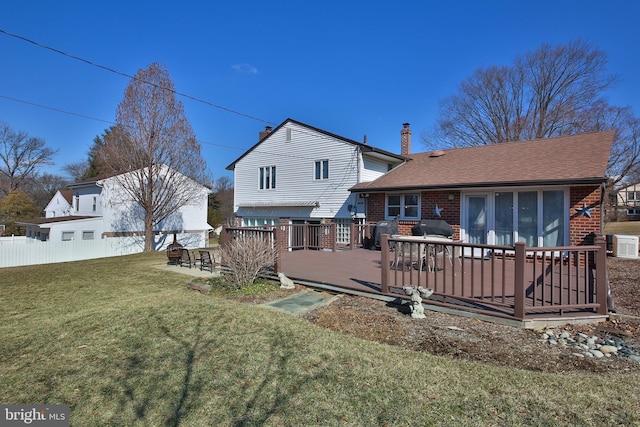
[466,195,487,245]
[463,189,567,248]
[494,192,513,246]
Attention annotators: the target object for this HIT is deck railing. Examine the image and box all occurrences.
[221,226,608,321]
[380,234,608,320]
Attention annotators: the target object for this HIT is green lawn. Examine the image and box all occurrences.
[1,252,639,426]
[605,221,640,235]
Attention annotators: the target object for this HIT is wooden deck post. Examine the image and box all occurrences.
[220,225,230,265]
[594,234,608,315]
[332,223,337,252]
[380,234,389,294]
[350,222,356,250]
[274,226,282,273]
[513,242,526,319]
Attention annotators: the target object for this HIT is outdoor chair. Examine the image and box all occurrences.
[424,236,461,271]
[198,250,216,272]
[179,248,195,268]
[394,241,426,271]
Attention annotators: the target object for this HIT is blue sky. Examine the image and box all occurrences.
[1,1,639,181]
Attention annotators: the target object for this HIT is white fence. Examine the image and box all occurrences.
[0,237,145,268]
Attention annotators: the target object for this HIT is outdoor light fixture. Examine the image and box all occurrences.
[448,193,455,201]
[348,204,357,217]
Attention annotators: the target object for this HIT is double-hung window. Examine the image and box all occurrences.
[386,193,420,220]
[259,166,276,189]
[314,160,329,180]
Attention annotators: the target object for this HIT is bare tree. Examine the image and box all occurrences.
[22,172,70,211]
[209,175,234,227]
[97,62,209,251]
[425,39,638,183]
[62,161,89,183]
[0,121,57,196]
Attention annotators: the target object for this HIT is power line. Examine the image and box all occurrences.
[0,94,324,162]
[0,95,114,125]
[0,28,366,148]
[0,28,276,126]
[0,28,382,163]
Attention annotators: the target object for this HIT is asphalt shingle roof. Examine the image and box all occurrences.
[352,131,614,191]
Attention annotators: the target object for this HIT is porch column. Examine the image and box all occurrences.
[514,242,526,319]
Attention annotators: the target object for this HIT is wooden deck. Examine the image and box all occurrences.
[221,226,609,327]
[278,247,609,327]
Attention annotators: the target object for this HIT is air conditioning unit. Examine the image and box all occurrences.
[613,234,639,259]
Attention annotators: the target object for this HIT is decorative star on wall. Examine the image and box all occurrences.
[576,203,593,218]
[434,204,443,217]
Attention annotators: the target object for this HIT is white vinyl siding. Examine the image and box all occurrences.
[233,121,403,221]
[234,122,359,219]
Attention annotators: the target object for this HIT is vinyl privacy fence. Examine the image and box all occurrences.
[0,237,145,268]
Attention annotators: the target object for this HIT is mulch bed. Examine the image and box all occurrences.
[229,257,640,373]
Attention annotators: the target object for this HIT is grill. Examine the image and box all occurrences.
[411,219,454,238]
[166,233,184,264]
[371,218,399,250]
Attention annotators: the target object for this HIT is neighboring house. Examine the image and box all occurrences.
[352,130,614,247]
[21,165,212,248]
[226,118,407,243]
[44,189,73,218]
[614,182,640,220]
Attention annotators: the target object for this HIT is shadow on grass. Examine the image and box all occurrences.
[229,327,330,427]
[104,315,214,426]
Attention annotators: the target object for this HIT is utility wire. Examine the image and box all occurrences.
[0,28,275,126]
[0,94,325,162]
[0,28,366,148]
[0,29,382,162]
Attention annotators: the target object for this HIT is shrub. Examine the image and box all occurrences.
[221,236,277,288]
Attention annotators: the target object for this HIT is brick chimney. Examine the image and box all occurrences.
[400,123,411,155]
[259,126,272,141]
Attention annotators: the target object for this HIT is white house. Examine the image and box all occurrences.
[614,182,640,220]
[21,165,212,249]
[44,189,73,218]
[226,118,407,243]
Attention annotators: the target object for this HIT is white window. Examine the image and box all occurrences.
[335,218,352,244]
[62,231,75,241]
[628,191,640,201]
[286,128,292,141]
[244,217,278,227]
[259,166,276,189]
[82,231,95,240]
[386,193,420,220]
[314,160,329,180]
